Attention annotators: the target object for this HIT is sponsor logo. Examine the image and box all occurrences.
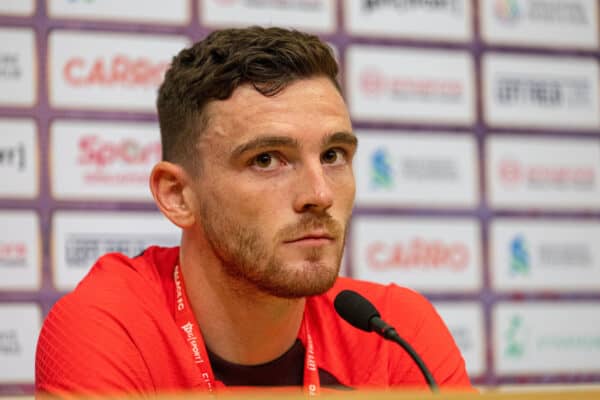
[369,147,459,189]
[504,314,527,358]
[64,234,175,268]
[0,53,21,80]
[360,67,463,102]
[77,135,161,184]
[509,235,529,276]
[496,75,591,108]
[214,0,322,10]
[494,0,520,22]
[499,159,596,190]
[0,242,27,268]
[0,329,21,355]
[370,148,394,189]
[366,238,469,270]
[495,0,588,25]
[0,142,26,171]
[363,0,462,13]
[504,312,600,359]
[63,55,168,88]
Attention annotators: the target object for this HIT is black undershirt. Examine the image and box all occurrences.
[205,339,348,389]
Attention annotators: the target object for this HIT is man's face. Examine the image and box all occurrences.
[191,77,357,298]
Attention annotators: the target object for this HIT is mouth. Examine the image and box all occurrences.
[284,231,335,245]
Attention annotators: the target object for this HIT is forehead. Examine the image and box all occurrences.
[201,77,351,146]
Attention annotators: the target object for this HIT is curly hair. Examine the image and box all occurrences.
[156,26,340,175]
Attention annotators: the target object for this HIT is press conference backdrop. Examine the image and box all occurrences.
[1,0,600,396]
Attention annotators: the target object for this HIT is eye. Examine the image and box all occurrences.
[251,152,282,170]
[321,148,346,165]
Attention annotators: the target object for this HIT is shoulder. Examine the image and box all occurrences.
[36,246,181,395]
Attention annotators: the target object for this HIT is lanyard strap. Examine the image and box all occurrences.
[173,264,321,394]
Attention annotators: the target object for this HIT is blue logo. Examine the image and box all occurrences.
[510,235,530,276]
[370,148,393,189]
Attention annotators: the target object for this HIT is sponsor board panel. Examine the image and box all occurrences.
[200,0,336,33]
[347,46,475,124]
[0,211,40,291]
[351,216,482,292]
[0,118,38,199]
[486,135,600,210]
[433,302,486,377]
[354,131,478,208]
[0,0,35,16]
[483,53,600,129]
[494,302,600,374]
[0,303,41,383]
[344,0,472,42]
[52,211,180,291]
[490,218,600,292]
[48,30,189,112]
[47,0,190,25]
[481,0,598,49]
[50,120,161,201]
[0,27,37,107]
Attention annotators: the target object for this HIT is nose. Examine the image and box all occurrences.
[293,161,334,214]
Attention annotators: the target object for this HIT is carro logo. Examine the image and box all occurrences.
[63,55,168,88]
[494,0,520,22]
[366,238,469,270]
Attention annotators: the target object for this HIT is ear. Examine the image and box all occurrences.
[149,161,196,229]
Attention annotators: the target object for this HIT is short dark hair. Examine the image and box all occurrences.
[156,26,340,174]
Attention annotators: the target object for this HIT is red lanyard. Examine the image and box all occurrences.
[173,264,321,395]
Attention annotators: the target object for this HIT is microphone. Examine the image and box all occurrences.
[334,289,439,392]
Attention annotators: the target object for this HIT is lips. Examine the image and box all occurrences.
[285,231,334,243]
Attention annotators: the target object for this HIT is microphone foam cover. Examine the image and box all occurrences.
[334,290,380,332]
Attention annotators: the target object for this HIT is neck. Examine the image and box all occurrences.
[179,231,306,365]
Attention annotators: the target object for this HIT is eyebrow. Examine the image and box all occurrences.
[231,131,358,159]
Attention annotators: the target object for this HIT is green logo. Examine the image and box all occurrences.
[505,314,525,358]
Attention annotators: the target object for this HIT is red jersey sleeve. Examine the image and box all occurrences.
[35,293,155,396]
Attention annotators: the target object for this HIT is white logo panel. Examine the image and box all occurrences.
[344,0,471,42]
[354,131,478,208]
[0,303,41,383]
[351,216,482,292]
[0,28,36,107]
[481,0,598,49]
[434,302,486,377]
[52,211,180,291]
[48,30,189,111]
[490,218,600,292]
[50,120,161,201]
[483,53,600,129]
[347,46,475,124]
[0,0,35,16]
[47,0,190,25]
[0,211,40,291]
[486,135,600,210]
[0,118,38,198]
[494,302,600,374]
[200,0,335,33]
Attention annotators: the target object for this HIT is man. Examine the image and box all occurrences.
[36,27,472,396]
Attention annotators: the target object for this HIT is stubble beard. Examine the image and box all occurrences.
[200,202,347,299]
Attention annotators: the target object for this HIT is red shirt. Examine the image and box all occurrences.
[36,246,472,396]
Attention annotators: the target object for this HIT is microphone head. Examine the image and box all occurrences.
[334,289,380,332]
